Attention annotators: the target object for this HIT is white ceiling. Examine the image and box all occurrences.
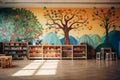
[0,0,120,8]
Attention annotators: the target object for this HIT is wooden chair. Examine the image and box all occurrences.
[96,52,101,60]
[111,52,117,60]
[0,56,12,68]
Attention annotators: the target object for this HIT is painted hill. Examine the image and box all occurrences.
[79,34,95,48]
[103,30,120,58]
[91,34,103,48]
[95,42,112,52]
[42,32,62,45]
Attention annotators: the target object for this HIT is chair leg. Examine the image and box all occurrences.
[105,53,111,60]
[111,52,117,60]
[96,52,101,60]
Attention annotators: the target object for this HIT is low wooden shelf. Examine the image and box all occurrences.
[3,42,28,60]
[3,42,87,60]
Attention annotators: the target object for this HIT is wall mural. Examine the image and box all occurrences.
[0,8,43,42]
[43,7,89,45]
[0,7,120,58]
[92,7,120,43]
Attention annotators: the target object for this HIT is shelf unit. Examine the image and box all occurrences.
[28,45,43,60]
[4,42,28,60]
[73,44,87,60]
[62,45,73,60]
[0,42,3,54]
[3,43,87,60]
[43,45,62,60]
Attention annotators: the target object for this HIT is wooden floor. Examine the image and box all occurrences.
[0,60,120,80]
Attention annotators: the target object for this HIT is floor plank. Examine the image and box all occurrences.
[0,60,120,80]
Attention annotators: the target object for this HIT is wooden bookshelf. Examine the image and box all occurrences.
[73,44,87,60]
[4,42,28,60]
[43,45,62,60]
[62,45,73,60]
[3,43,88,60]
[28,45,43,60]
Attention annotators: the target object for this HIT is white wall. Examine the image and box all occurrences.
[0,0,120,8]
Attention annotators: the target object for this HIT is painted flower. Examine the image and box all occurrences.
[86,26,92,30]
[80,17,83,20]
[0,29,2,33]
[77,24,79,26]
[86,21,89,24]
[23,18,27,21]
[27,28,31,32]
[68,9,71,11]
[15,15,20,19]
[2,33,6,37]
[92,15,95,17]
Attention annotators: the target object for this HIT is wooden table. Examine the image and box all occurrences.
[0,56,12,68]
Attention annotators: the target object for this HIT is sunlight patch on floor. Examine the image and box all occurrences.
[36,69,56,75]
[23,61,43,69]
[12,60,59,76]
[41,60,58,69]
[36,60,59,75]
[12,70,35,76]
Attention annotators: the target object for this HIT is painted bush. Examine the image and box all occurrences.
[103,30,120,58]
[60,36,78,45]
[95,43,112,52]
[42,32,62,45]
[118,41,120,58]
[91,34,103,48]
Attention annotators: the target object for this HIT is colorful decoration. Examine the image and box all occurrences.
[15,15,20,19]
[0,8,43,42]
[27,28,31,32]
[92,6,120,43]
[43,8,88,45]
[86,26,93,30]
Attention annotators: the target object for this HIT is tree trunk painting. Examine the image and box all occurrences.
[63,29,70,45]
[43,8,88,45]
[105,25,109,43]
[92,7,120,43]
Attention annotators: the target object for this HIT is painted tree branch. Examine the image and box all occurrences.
[92,7,120,43]
[69,18,88,30]
[44,8,88,45]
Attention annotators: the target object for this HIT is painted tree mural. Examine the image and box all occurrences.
[43,7,88,45]
[92,7,120,43]
[0,8,43,42]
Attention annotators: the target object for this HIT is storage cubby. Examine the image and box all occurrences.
[43,45,61,59]
[73,44,87,60]
[62,45,73,60]
[4,42,28,60]
[28,45,43,59]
